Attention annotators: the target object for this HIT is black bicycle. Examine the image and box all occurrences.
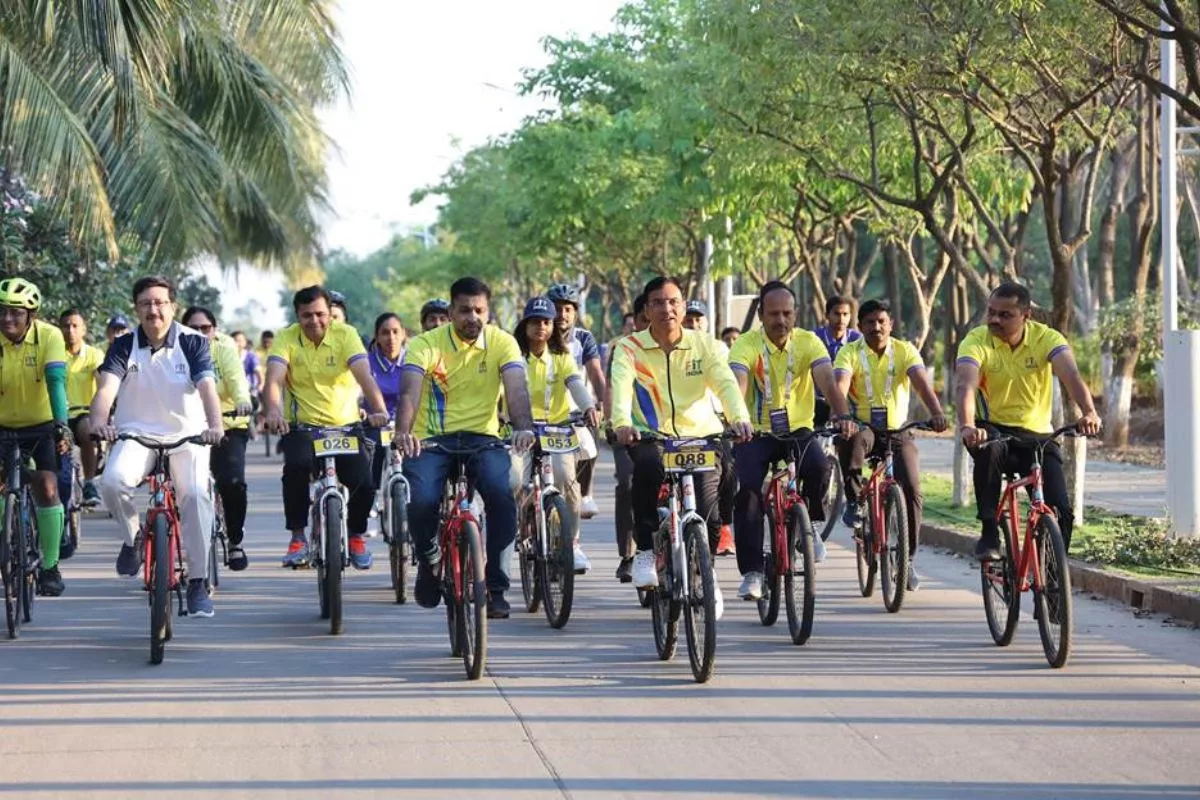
[0,427,50,639]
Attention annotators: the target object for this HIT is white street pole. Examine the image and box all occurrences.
[1163,19,1178,333]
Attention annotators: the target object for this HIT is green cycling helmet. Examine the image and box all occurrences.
[0,277,42,311]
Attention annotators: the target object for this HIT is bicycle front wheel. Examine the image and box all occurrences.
[208,528,221,593]
[1034,514,1072,668]
[539,494,574,629]
[880,483,910,614]
[758,514,780,626]
[650,535,678,661]
[682,522,716,683]
[819,458,843,542]
[3,493,21,639]
[457,521,488,680]
[517,508,540,613]
[981,516,1020,646]
[388,481,410,604]
[324,495,345,635]
[785,504,816,645]
[150,515,171,665]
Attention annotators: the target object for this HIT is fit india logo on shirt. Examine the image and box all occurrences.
[325,355,336,367]
[686,358,703,377]
[1024,356,1036,369]
[24,355,36,368]
[477,360,487,374]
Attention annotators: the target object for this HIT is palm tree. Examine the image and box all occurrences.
[0,0,347,271]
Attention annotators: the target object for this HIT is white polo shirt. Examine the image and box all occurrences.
[99,322,215,441]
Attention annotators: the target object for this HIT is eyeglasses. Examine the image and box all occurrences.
[190,322,214,333]
[0,307,27,319]
[136,299,173,311]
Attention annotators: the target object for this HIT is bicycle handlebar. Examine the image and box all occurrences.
[422,437,512,457]
[842,418,934,436]
[92,433,212,451]
[978,424,1086,449]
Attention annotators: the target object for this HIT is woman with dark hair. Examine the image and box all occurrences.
[510,296,599,574]
[367,312,407,488]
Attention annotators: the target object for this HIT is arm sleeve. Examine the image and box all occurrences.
[956,328,986,368]
[727,334,754,373]
[45,364,68,424]
[578,331,600,364]
[98,333,132,379]
[610,341,635,430]
[401,336,431,376]
[833,342,854,375]
[180,332,215,383]
[341,327,368,367]
[899,341,925,377]
[498,332,525,373]
[705,340,750,423]
[1043,328,1070,362]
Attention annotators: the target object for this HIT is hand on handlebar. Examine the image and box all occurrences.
[200,427,225,446]
[234,402,254,418]
[92,423,119,443]
[616,425,640,446]
[929,413,949,433]
[729,420,754,444]
[264,408,288,436]
[512,429,535,455]
[961,425,988,448]
[837,415,859,440]
[398,432,422,459]
[1076,411,1102,437]
[364,411,390,429]
[582,407,600,430]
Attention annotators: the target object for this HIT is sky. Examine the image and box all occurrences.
[206,0,626,326]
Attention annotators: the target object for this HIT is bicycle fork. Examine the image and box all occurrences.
[666,475,703,603]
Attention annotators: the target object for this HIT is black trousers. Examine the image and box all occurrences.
[211,429,249,545]
[837,430,922,554]
[629,439,724,554]
[609,435,635,559]
[280,430,373,536]
[967,423,1073,548]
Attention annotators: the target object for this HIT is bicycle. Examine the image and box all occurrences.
[641,432,727,684]
[517,418,581,629]
[978,425,1080,669]
[378,426,411,605]
[291,422,374,636]
[424,437,507,681]
[102,432,211,664]
[206,411,247,594]
[817,431,843,542]
[849,419,930,614]
[1,427,49,639]
[754,428,834,645]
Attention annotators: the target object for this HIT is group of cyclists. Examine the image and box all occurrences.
[0,267,1102,636]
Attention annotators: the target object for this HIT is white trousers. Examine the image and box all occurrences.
[99,440,213,579]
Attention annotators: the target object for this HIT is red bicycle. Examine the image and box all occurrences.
[850,420,930,614]
[979,425,1080,669]
[104,433,210,665]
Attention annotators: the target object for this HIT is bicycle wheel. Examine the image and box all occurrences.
[388,480,410,604]
[682,522,716,683]
[517,508,540,613]
[263,429,272,458]
[324,495,345,635]
[757,515,780,626]
[819,457,843,542]
[650,538,678,661]
[20,491,36,622]
[981,515,1020,646]
[855,514,877,598]
[457,520,488,680]
[208,528,221,593]
[314,504,329,618]
[879,483,910,614]
[539,494,574,629]
[3,493,21,639]
[149,515,170,665]
[67,501,81,554]
[1033,514,1072,668]
[784,504,816,645]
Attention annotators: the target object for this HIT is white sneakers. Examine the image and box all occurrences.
[711,568,724,621]
[573,544,591,574]
[811,533,827,563]
[738,572,764,600]
[580,496,599,519]
[633,550,658,588]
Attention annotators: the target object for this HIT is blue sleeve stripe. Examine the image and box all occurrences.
[267,355,288,367]
[811,356,831,368]
[1047,344,1069,361]
[730,363,749,375]
[500,361,525,374]
[347,353,367,367]
[956,356,981,367]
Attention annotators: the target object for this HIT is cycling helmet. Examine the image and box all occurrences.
[546,283,580,306]
[0,277,42,311]
[328,290,347,307]
[420,298,450,319]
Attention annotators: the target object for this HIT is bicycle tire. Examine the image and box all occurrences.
[324,495,345,635]
[20,490,36,622]
[682,521,716,683]
[650,530,678,660]
[880,483,910,614]
[67,502,81,554]
[517,506,540,613]
[263,429,272,458]
[208,528,221,593]
[855,516,878,598]
[314,504,329,619]
[445,545,461,657]
[539,494,573,629]
[3,493,20,639]
[150,515,170,665]
[819,458,843,542]
[758,515,780,626]
[981,514,1020,646]
[389,481,410,604]
[785,504,816,645]
[458,520,488,680]
[1033,514,1072,668]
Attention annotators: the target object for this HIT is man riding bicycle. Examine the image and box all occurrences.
[91,276,226,617]
[605,292,648,584]
[955,282,1101,560]
[727,281,849,600]
[262,286,390,571]
[59,308,103,507]
[396,277,536,620]
[0,278,71,597]
[813,295,861,428]
[611,276,753,617]
[833,298,947,591]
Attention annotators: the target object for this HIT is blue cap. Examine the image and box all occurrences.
[686,300,707,317]
[106,314,131,330]
[522,296,556,321]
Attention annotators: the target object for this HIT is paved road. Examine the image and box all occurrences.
[919,437,1167,518]
[2,449,1199,798]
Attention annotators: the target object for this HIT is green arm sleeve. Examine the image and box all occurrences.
[45,364,68,424]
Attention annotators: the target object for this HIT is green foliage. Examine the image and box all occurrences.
[1077,517,1200,574]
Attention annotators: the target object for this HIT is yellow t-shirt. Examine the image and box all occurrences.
[524,348,582,424]
[65,342,104,415]
[834,338,925,429]
[610,329,750,437]
[403,325,524,439]
[212,334,251,430]
[728,328,830,433]
[956,321,1070,434]
[0,320,67,428]
[268,322,367,427]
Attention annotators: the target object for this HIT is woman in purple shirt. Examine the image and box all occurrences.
[367,312,406,487]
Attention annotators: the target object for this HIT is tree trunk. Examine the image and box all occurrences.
[1098,140,1134,405]
[884,241,902,335]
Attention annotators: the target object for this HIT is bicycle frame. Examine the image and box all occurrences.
[439,461,478,606]
[381,438,411,552]
[764,458,803,573]
[141,454,184,592]
[310,450,348,569]
[995,459,1053,594]
[657,454,713,603]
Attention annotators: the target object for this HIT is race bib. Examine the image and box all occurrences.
[379,428,394,447]
[536,424,579,454]
[313,431,358,456]
[661,439,718,472]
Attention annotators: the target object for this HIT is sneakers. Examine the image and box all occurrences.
[38,566,64,597]
[415,560,441,608]
[116,543,140,577]
[615,557,633,584]
[282,537,310,568]
[842,500,860,528]
[227,545,249,572]
[711,568,724,621]
[59,526,76,561]
[811,532,827,564]
[632,549,657,589]
[580,496,599,519]
[738,571,764,601]
[186,578,215,617]
[908,565,921,592]
[716,525,736,556]
[487,591,511,619]
[348,535,373,570]
[974,531,1002,561]
[82,480,101,507]
[572,544,591,574]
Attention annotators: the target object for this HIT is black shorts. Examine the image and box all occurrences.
[0,424,57,474]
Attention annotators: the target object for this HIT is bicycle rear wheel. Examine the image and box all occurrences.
[457,521,488,680]
[1033,515,1072,668]
[149,515,170,665]
[880,483,910,614]
[757,514,780,626]
[517,507,540,613]
[3,493,21,639]
[682,522,716,683]
[819,458,843,542]
[650,534,678,660]
[539,494,574,629]
[324,495,345,635]
[66,500,81,555]
[784,504,816,645]
[20,491,36,622]
[208,527,221,594]
[388,481,410,604]
[981,516,1020,646]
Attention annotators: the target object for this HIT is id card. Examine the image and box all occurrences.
[870,407,889,430]
[769,408,791,436]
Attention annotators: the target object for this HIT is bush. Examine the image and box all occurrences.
[1078,517,1200,572]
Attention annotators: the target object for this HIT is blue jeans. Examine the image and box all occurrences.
[403,434,516,594]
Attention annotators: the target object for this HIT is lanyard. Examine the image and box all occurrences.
[761,335,795,411]
[532,351,554,419]
[859,341,896,406]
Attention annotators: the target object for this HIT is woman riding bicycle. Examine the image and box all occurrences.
[365,312,407,489]
[509,297,599,574]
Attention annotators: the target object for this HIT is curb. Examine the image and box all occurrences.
[920,524,1200,627]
